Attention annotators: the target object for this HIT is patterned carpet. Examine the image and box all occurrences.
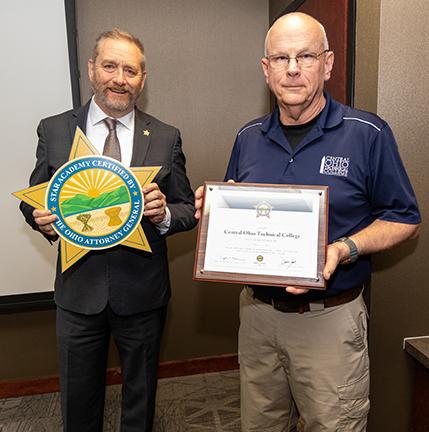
[0,370,240,432]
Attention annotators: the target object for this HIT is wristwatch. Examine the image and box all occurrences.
[334,237,359,264]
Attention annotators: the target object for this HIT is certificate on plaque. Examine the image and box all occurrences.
[194,182,328,290]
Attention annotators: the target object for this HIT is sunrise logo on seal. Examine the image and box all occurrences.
[46,156,143,250]
[13,127,161,272]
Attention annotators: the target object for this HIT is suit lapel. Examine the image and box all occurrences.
[68,103,151,166]
[70,102,90,134]
[62,102,91,159]
[131,109,152,167]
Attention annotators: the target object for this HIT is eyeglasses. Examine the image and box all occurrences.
[265,49,329,70]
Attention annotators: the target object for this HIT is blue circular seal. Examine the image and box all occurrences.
[46,156,144,250]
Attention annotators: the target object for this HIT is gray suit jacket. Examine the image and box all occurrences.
[20,102,197,315]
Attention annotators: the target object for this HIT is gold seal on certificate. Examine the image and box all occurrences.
[194,182,328,290]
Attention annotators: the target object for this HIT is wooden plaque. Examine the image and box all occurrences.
[194,182,328,290]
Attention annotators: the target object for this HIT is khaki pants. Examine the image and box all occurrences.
[239,287,369,432]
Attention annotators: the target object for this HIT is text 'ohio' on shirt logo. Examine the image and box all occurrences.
[319,155,350,177]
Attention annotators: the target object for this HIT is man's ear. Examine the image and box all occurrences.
[88,58,95,82]
[324,51,334,82]
[261,58,270,84]
[140,71,147,91]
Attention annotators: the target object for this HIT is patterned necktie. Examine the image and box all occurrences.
[103,118,122,161]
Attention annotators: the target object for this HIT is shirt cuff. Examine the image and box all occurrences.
[155,206,171,234]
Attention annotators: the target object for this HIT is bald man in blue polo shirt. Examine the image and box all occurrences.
[196,12,420,432]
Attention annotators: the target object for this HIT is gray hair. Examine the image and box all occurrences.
[92,28,146,71]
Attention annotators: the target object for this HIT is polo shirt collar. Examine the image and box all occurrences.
[261,92,344,131]
[317,92,344,130]
[260,106,289,152]
[260,92,345,153]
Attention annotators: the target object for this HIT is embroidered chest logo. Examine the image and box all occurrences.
[319,155,350,177]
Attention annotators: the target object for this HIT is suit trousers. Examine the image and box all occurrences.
[239,287,370,432]
[56,304,167,432]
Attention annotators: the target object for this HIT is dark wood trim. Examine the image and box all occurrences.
[0,375,59,399]
[0,292,55,313]
[158,353,238,379]
[269,0,356,105]
[283,0,306,15]
[347,0,356,106]
[412,361,429,432]
[0,354,239,399]
[64,0,81,108]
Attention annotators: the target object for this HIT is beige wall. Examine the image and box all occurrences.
[0,0,270,380]
[355,0,428,430]
[0,310,58,380]
[354,0,380,112]
[75,0,270,362]
[364,1,428,431]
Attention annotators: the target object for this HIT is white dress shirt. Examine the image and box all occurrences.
[86,97,135,166]
[85,97,170,233]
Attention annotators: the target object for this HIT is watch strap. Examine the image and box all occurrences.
[334,237,358,264]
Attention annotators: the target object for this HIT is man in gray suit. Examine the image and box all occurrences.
[20,28,196,432]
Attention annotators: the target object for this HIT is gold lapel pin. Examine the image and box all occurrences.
[143,129,150,136]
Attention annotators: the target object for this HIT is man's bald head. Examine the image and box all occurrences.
[260,12,334,124]
[264,13,329,57]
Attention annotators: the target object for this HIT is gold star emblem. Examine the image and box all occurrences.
[143,129,150,136]
[13,127,161,273]
[51,206,57,212]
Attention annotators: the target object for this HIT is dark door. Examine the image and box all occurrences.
[270,0,355,105]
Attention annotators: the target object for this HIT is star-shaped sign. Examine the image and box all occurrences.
[13,127,161,273]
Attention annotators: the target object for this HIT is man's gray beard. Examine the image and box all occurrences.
[92,83,139,114]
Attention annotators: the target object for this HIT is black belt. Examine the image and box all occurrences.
[253,286,362,313]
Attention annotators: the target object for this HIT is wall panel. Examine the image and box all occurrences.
[75,0,270,362]
[367,1,429,430]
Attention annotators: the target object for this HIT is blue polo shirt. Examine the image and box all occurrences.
[225,93,420,300]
